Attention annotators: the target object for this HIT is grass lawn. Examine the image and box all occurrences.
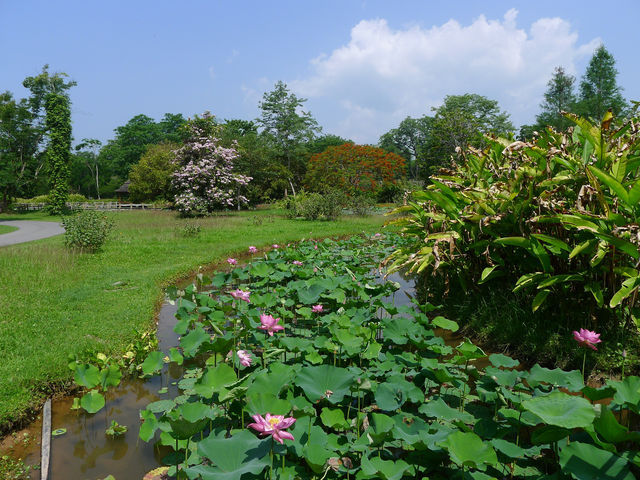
[0,208,388,431]
[0,225,19,235]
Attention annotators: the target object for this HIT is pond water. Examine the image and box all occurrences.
[3,270,466,480]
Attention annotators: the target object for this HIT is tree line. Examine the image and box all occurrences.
[379,44,629,181]
[0,44,631,212]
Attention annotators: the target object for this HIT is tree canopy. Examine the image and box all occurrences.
[536,66,577,132]
[576,45,628,121]
[256,81,321,191]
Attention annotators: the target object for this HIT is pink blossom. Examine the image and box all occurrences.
[272,244,280,249]
[237,350,252,367]
[373,233,382,238]
[292,260,303,266]
[249,246,257,254]
[258,314,284,336]
[573,328,601,351]
[312,305,323,313]
[247,413,296,444]
[230,289,250,303]
[227,258,237,266]
[314,244,318,250]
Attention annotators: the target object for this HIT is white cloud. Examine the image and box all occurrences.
[292,9,599,143]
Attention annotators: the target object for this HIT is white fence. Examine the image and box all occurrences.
[14,202,162,211]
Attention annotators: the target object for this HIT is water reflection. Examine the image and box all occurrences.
[50,303,181,480]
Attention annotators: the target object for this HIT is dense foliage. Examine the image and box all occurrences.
[577,45,628,121]
[72,234,640,479]
[306,143,406,198]
[171,115,251,216]
[388,110,640,368]
[62,210,114,252]
[128,142,179,202]
[44,92,72,214]
[0,65,75,211]
[256,81,321,193]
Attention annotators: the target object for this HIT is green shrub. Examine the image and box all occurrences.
[281,191,344,220]
[389,110,640,370]
[177,222,202,237]
[67,193,88,203]
[62,211,114,252]
[347,193,377,216]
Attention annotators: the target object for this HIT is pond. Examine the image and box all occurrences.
[5,234,634,480]
[4,244,424,480]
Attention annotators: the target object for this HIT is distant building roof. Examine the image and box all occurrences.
[115,180,130,194]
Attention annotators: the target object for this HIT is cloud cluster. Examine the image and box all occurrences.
[293,9,598,143]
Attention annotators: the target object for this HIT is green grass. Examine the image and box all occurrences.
[0,208,388,431]
[0,225,19,235]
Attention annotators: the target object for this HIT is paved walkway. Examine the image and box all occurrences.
[0,220,64,247]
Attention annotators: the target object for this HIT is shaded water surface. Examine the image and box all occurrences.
[48,303,180,480]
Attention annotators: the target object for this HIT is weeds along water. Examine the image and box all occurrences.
[11,233,640,479]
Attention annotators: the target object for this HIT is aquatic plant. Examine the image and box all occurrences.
[129,234,640,479]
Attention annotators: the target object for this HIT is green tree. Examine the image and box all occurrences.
[71,138,102,198]
[98,113,186,185]
[425,94,514,173]
[45,92,72,214]
[0,66,75,210]
[0,92,42,210]
[307,134,352,155]
[379,116,432,179]
[128,142,178,202]
[536,66,577,131]
[576,45,628,121]
[219,118,288,202]
[256,81,321,193]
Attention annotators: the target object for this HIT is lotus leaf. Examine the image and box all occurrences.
[245,392,291,416]
[194,430,270,479]
[194,363,237,399]
[432,316,459,332]
[610,376,640,411]
[525,365,584,392]
[559,441,634,480]
[419,398,475,424]
[488,353,520,369]
[295,365,354,403]
[80,389,105,414]
[522,392,595,429]
[360,455,411,480]
[439,431,498,470]
[320,407,349,430]
[180,324,210,358]
[74,364,100,389]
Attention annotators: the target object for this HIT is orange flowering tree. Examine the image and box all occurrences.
[305,143,406,196]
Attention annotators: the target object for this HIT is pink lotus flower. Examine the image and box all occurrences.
[237,349,252,367]
[272,244,280,249]
[573,328,601,351]
[292,260,303,266]
[312,305,323,313]
[227,258,237,266]
[248,246,257,254]
[258,314,284,336]
[247,413,296,444]
[230,288,250,303]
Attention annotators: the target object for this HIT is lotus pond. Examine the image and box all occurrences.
[52,234,640,478]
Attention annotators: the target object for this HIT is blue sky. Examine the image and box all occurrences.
[1,1,639,145]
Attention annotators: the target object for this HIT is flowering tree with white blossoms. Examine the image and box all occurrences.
[172,114,252,216]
